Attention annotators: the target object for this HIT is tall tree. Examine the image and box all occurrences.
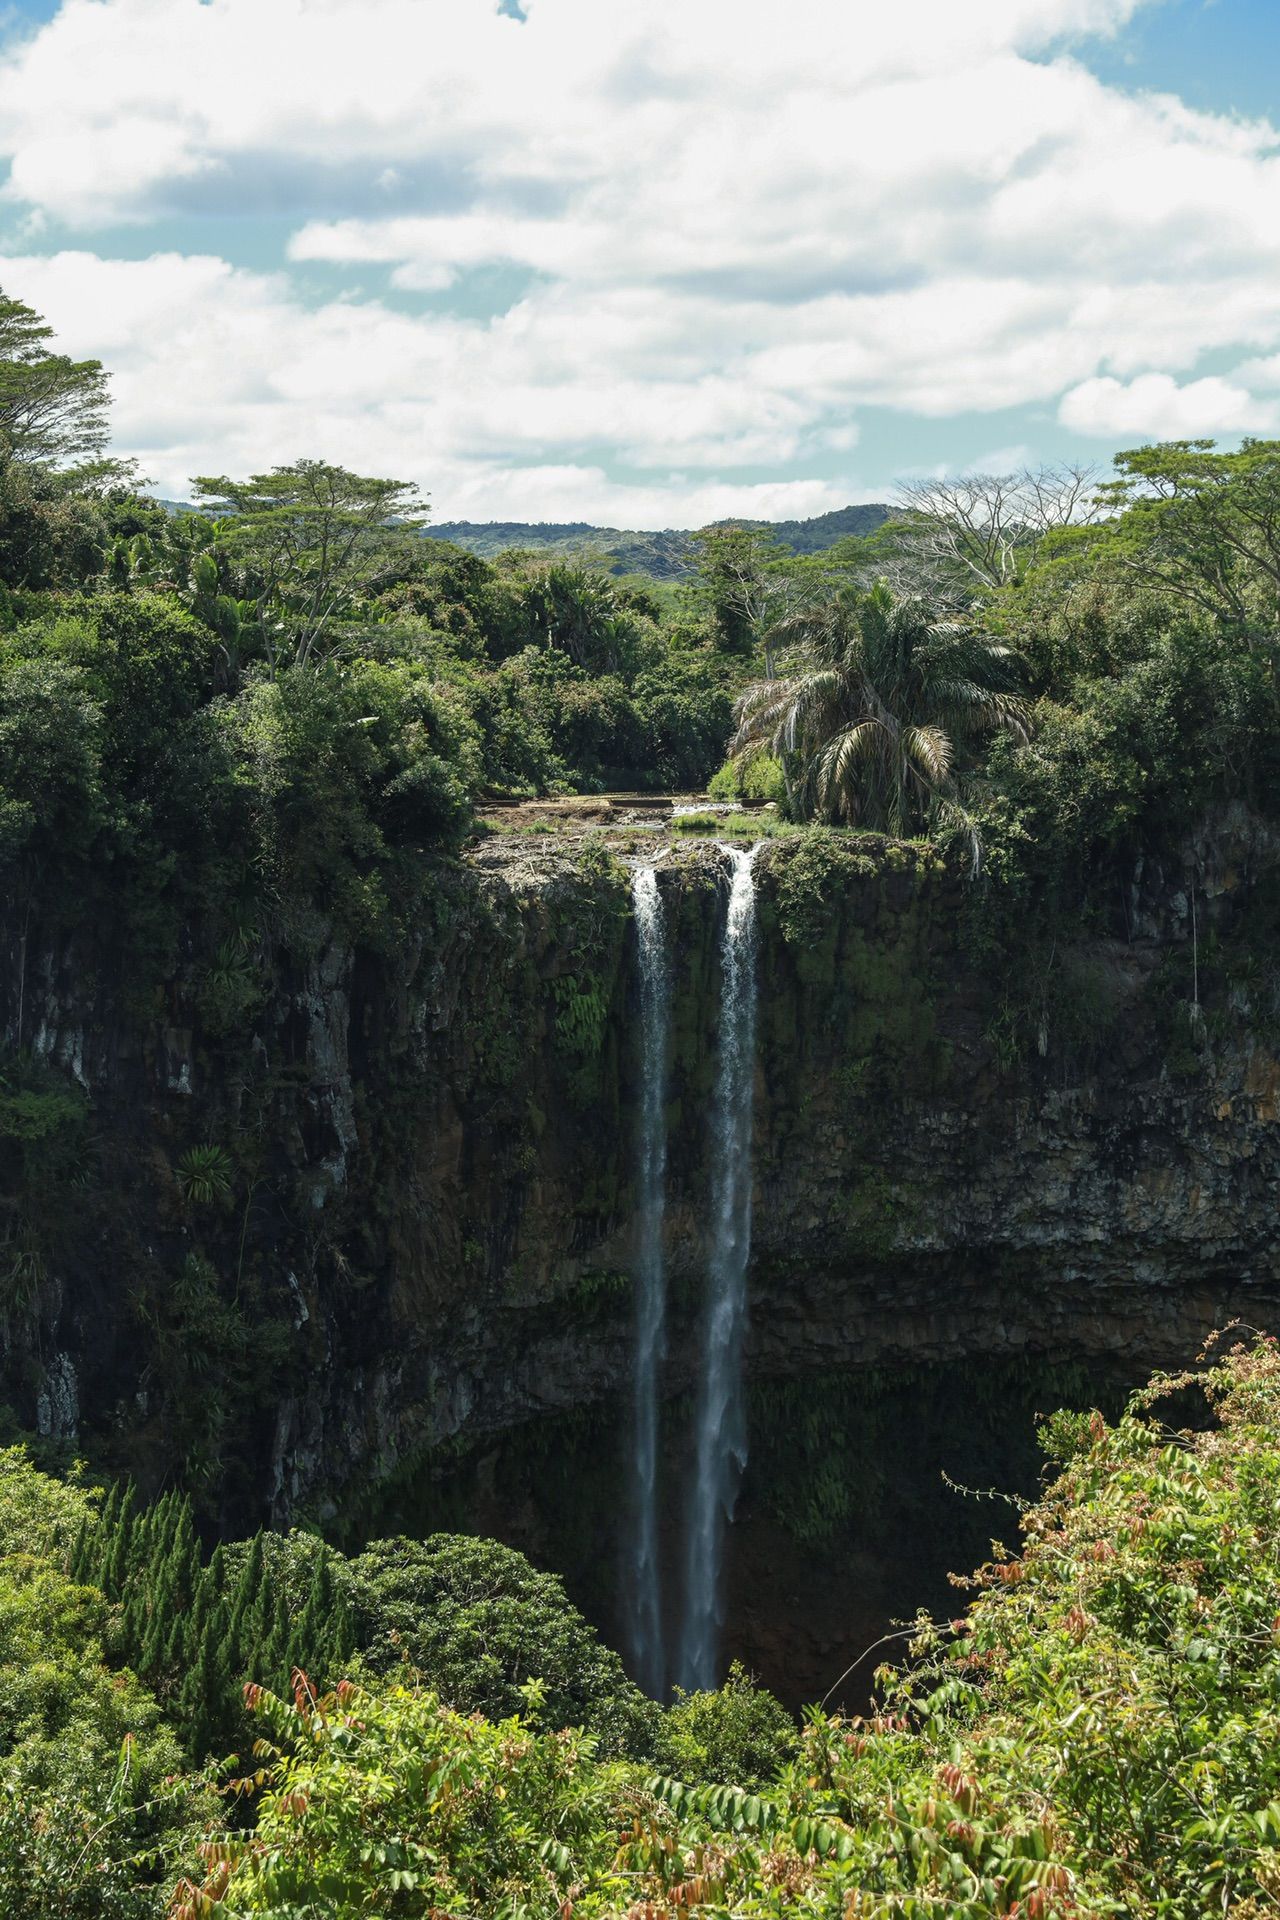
[0,290,116,590]
[190,459,428,667]
[1096,436,1280,638]
[0,290,110,469]
[692,523,801,671]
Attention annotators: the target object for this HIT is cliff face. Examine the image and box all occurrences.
[2,805,1278,1661]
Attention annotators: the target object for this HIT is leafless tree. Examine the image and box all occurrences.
[891,464,1103,599]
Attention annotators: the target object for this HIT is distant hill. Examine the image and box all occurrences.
[765,503,890,553]
[155,499,894,582]
[421,520,696,578]
[423,503,891,579]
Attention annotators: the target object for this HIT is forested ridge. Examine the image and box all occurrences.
[421,504,891,576]
[4,292,1280,1914]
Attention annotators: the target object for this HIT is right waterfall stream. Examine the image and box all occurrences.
[676,841,761,1693]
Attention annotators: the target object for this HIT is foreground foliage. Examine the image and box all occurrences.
[166,1339,1280,1917]
[4,1336,1280,1913]
[0,1452,209,1917]
[75,1498,659,1766]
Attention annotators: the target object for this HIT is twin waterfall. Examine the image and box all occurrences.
[625,845,760,1698]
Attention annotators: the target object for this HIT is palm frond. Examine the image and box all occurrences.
[901,724,953,784]
[928,677,1030,735]
[930,791,984,877]
[732,678,804,754]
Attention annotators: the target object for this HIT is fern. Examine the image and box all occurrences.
[175,1143,234,1206]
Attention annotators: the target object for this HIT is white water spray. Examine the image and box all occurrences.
[677,843,760,1692]
[625,865,671,1696]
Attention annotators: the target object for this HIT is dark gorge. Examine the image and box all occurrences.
[4,801,1277,1706]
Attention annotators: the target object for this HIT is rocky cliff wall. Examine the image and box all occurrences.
[2,806,1278,1581]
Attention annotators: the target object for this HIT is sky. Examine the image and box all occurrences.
[0,0,1277,527]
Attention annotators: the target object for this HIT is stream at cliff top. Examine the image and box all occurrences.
[624,864,671,1697]
[677,842,761,1693]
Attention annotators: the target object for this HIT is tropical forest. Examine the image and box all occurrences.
[4,103,1280,1914]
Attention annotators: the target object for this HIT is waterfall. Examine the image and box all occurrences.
[624,864,671,1696]
[677,842,760,1692]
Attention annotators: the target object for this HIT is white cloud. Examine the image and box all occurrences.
[1057,372,1278,438]
[0,0,1278,517]
[0,248,860,521]
[0,1,1151,230]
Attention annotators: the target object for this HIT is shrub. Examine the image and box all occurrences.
[663,1661,799,1786]
[708,749,786,804]
[172,1677,628,1918]
[175,1144,234,1207]
[351,1533,663,1758]
[767,826,885,944]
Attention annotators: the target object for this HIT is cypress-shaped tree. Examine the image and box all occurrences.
[244,1542,275,1666]
[95,1483,122,1595]
[68,1514,91,1585]
[216,1617,242,1698]
[194,1618,229,1759]
[140,1605,166,1678]
[115,1586,143,1667]
[153,1492,181,1570]
[178,1534,201,1617]
[102,1484,136,1599]
[136,1501,164,1592]
[151,1550,180,1653]
[264,1587,291,1693]
[163,1610,185,1678]
[330,1591,356,1669]
[230,1532,264,1634]
[176,1656,205,1760]
[98,1480,121,1541]
[132,1500,156,1564]
[189,1563,214,1644]
[296,1554,327,1681]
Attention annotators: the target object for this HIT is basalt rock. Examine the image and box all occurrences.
[0,807,1277,1576]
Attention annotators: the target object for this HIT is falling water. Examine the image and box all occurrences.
[624,864,671,1696]
[677,842,760,1692]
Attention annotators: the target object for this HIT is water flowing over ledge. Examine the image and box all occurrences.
[624,864,671,1696]
[677,842,761,1693]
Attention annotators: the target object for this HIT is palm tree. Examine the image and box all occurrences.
[526,564,641,675]
[731,582,1028,868]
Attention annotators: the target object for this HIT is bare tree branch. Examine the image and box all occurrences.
[892,464,1103,599]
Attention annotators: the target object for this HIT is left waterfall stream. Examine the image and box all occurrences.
[623,863,672,1697]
